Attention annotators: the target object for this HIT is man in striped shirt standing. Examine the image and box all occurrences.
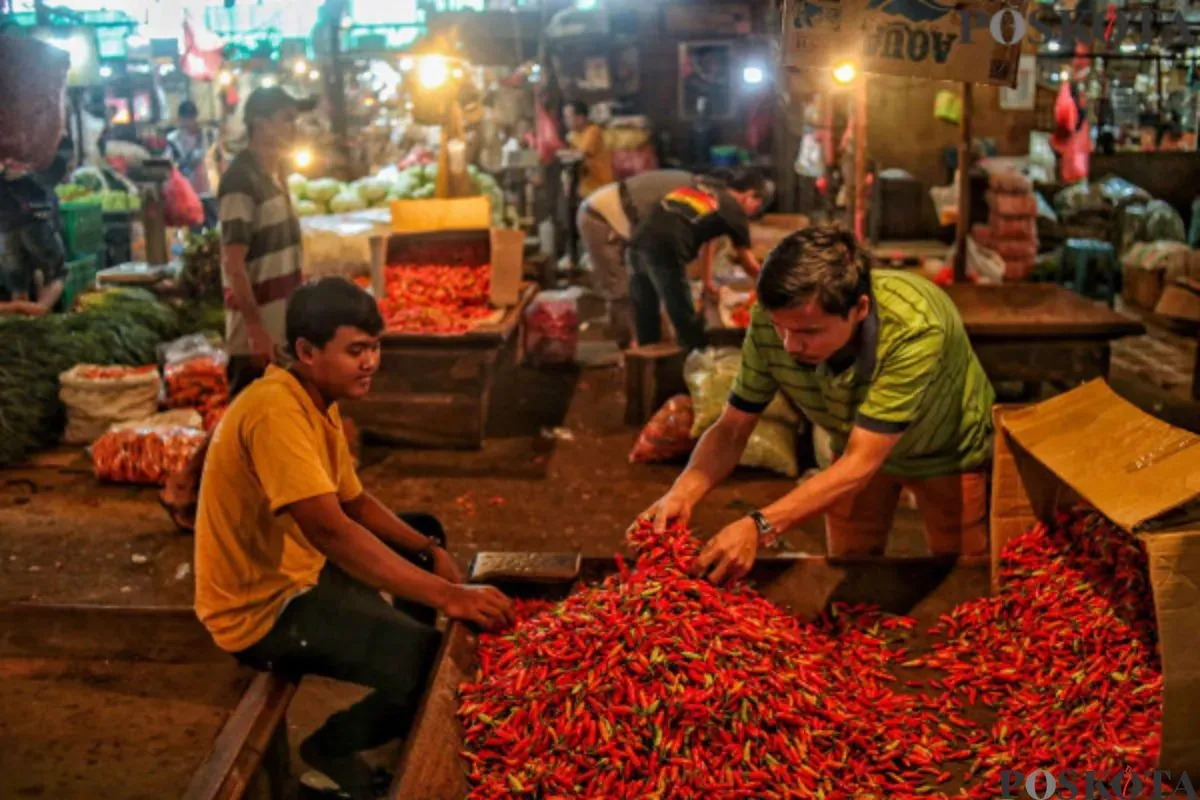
[645,226,996,583]
[158,88,314,530]
[218,87,313,393]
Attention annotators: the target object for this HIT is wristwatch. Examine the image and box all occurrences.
[415,535,440,567]
[748,510,780,548]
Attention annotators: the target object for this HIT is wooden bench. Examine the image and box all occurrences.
[183,671,300,800]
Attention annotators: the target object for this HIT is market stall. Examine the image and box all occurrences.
[339,221,536,449]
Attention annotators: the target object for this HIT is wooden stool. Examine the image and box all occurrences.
[1062,239,1119,305]
[624,343,688,425]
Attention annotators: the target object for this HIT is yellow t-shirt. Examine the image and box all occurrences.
[569,124,614,198]
[194,365,363,652]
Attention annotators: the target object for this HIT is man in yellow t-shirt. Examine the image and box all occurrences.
[194,277,514,798]
[564,100,613,198]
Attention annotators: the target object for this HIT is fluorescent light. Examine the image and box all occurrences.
[742,66,765,85]
[293,59,308,76]
[1120,43,1138,53]
[1047,41,1061,52]
[399,56,414,71]
[261,76,277,88]
[99,65,112,78]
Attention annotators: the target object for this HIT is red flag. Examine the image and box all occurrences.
[182,18,224,81]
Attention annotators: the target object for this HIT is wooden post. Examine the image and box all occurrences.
[853,76,868,243]
[952,82,974,283]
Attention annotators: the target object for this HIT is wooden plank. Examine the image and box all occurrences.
[971,340,1111,384]
[389,623,478,800]
[183,672,299,800]
[944,284,1145,340]
[0,603,226,663]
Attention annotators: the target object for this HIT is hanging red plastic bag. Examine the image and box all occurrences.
[163,166,204,227]
[0,37,70,172]
[629,395,696,464]
[534,99,565,166]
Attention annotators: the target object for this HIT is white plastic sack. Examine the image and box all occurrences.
[947,238,1006,285]
[59,365,162,445]
[683,348,801,477]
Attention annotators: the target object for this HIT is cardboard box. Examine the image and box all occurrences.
[383,197,523,307]
[991,381,1200,774]
[1123,262,1167,311]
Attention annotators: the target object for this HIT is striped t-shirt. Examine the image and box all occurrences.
[730,270,995,479]
[217,151,304,356]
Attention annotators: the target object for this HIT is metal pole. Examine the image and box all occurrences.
[953,81,973,283]
[325,0,350,176]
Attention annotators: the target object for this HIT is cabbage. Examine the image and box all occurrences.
[371,198,392,209]
[295,199,322,216]
[354,177,390,203]
[329,190,367,213]
[307,178,344,204]
[390,172,421,199]
[412,184,435,200]
[419,163,437,182]
[287,173,309,199]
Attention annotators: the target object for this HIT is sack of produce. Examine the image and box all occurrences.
[629,395,695,464]
[163,350,228,432]
[987,170,1032,195]
[91,425,206,485]
[986,192,1039,218]
[684,348,799,477]
[59,364,162,445]
[989,216,1036,241]
[524,288,581,365]
[992,239,1038,261]
[0,37,70,172]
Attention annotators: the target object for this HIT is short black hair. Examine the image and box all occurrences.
[757,224,870,317]
[178,100,199,119]
[566,100,589,117]
[704,167,775,217]
[286,277,384,355]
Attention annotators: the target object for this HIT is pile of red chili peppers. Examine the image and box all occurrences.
[458,510,1162,799]
[377,263,493,334]
[910,508,1162,797]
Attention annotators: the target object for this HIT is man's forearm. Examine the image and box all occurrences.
[738,249,761,279]
[222,247,261,325]
[344,492,436,555]
[37,279,64,312]
[761,455,878,533]
[310,514,453,609]
[672,417,752,499]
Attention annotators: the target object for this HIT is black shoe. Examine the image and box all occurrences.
[298,738,376,800]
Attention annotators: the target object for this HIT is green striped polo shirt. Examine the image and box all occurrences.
[730,270,995,479]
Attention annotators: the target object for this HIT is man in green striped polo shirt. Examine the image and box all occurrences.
[645,225,995,583]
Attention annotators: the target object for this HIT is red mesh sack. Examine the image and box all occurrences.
[629,395,696,464]
[92,426,207,485]
[0,37,70,172]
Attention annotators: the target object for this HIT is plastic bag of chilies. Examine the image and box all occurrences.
[91,426,207,486]
[629,395,695,464]
[524,288,581,365]
[0,37,70,172]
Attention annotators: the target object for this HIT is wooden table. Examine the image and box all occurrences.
[343,283,539,449]
[707,284,1145,391]
[943,284,1145,389]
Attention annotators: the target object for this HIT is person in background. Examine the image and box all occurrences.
[625,168,771,352]
[644,226,996,584]
[167,99,212,196]
[194,277,515,799]
[0,143,70,316]
[562,101,613,198]
[159,87,315,532]
[576,169,697,349]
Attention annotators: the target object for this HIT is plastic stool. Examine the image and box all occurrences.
[1062,239,1119,305]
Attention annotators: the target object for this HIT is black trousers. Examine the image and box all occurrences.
[234,513,445,758]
